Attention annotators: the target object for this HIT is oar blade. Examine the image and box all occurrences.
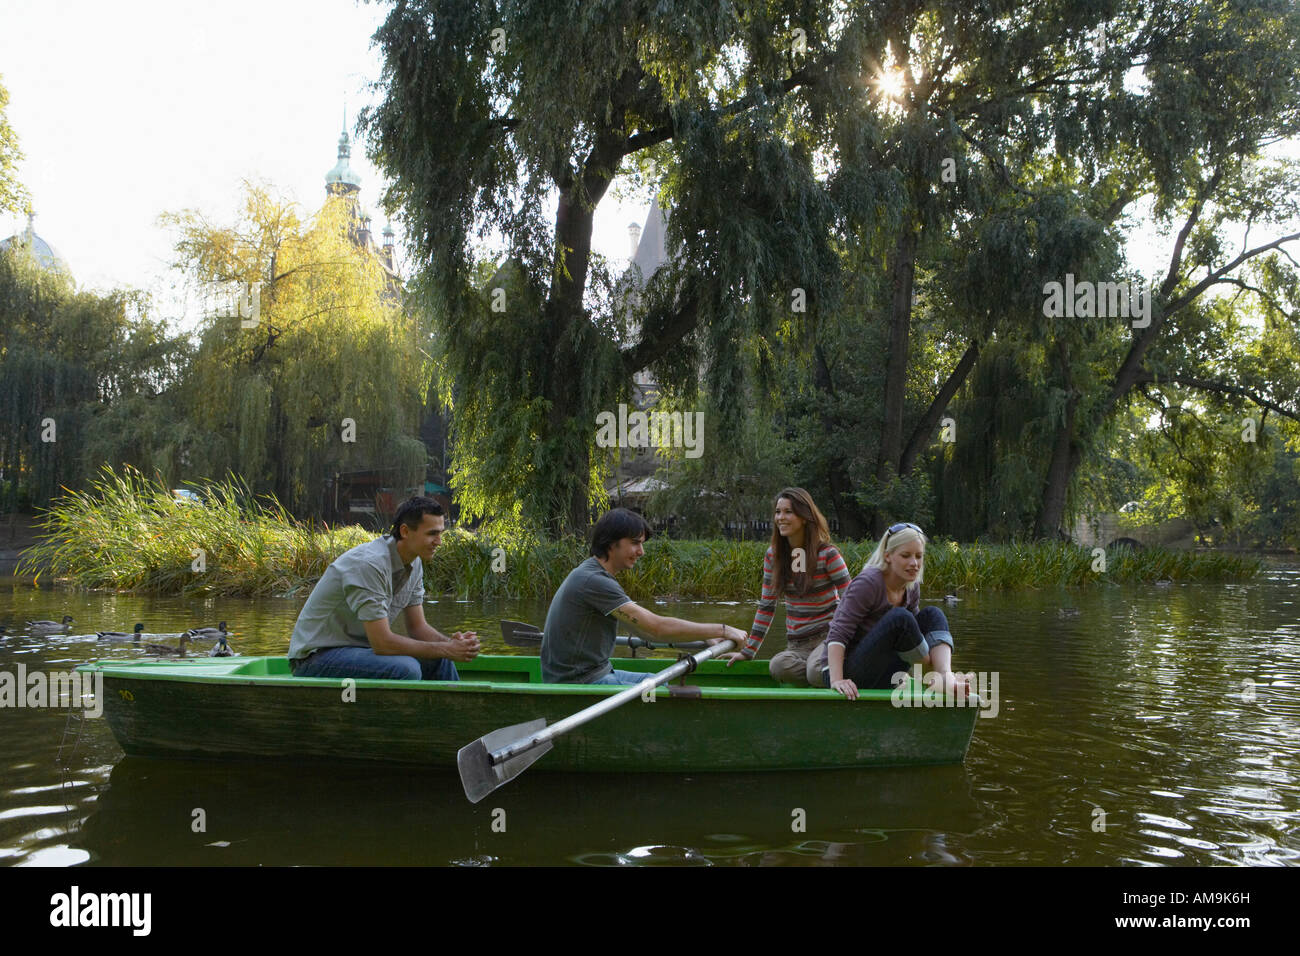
[500,620,544,647]
[457,718,552,803]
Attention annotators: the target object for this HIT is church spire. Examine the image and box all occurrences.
[325,110,361,197]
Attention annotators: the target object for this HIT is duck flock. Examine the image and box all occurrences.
[3,618,235,657]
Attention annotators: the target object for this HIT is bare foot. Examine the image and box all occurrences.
[924,670,970,701]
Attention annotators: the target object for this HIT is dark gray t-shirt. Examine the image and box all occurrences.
[541,557,632,683]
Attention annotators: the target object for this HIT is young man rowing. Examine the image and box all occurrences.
[541,508,747,684]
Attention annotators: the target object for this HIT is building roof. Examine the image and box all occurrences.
[610,476,669,496]
[325,126,361,194]
[626,203,669,288]
[0,212,70,275]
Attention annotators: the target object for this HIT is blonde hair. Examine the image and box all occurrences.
[863,524,927,590]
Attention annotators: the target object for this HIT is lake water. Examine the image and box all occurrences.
[2,566,1298,866]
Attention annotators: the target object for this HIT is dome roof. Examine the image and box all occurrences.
[325,127,361,193]
[1,213,70,274]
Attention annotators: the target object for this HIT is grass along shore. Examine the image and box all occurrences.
[17,468,1261,599]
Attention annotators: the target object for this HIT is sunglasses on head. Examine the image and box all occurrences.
[884,522,923,548]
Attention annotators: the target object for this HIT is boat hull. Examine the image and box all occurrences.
[77,655,980,770]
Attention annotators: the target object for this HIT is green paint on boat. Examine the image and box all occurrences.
[77,655,979,770]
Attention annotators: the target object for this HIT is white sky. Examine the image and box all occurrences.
[1,1,1294,325]
[0,0,649,319]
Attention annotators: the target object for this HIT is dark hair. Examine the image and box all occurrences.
[590,508,653,559]
[769,488,831,596]
[390,496,445,541]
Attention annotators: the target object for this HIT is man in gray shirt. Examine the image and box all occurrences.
[288,497,479,679]
[541,509,746,684]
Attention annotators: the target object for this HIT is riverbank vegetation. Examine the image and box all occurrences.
[3,10,1300,550]
[20,468,1259,599]
[19,468,370,596]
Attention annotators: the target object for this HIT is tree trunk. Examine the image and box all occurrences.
[814,344,867,538]
[870,220,919,535]
[898,340,981,477]
[545,134,621,535]
[546,189,596,535]
[1035,410,1080,540]
[1034,346,1080,540]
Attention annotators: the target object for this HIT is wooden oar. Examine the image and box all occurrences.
[457,639,736,803]
[499,619,707,652]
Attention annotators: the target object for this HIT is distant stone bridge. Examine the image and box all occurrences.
[1070,513,1198,551]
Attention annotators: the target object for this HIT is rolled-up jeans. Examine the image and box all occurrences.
[820,606,954,689]
[589,668,653,686]
[290,645,459,681]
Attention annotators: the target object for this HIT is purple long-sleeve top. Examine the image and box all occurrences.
[811,567,919,672]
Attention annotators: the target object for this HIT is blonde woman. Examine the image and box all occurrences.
[814,522,967,699]
[722,488,851,685]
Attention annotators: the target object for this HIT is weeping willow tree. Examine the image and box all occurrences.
[0,246,187,511]
[918,181,1131,540]
[362,0,842,535]
[929,337,1056,540]
[0,74,26,216]
[0,251,91,509]
[163,184,430,519]
[1119,274,1300,545]
[361,0,1300,539]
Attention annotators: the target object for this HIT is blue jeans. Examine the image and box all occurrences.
[822,606,954,689]
[290,645,459,681]
[589,668,653,686]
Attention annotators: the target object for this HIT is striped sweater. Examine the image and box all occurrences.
[745,543,852,656]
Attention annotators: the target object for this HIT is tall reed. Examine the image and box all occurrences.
[19,466,371,596]
[22,467,1261,598]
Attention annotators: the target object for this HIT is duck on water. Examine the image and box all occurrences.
[27,616,74,634]
[183,621,229,641]
[97,623,187,642]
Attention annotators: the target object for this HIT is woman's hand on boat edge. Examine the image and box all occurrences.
[831,678,858,701]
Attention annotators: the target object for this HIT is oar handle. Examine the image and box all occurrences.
[500,621,707,651]
[488,639,736,767]
[620,636,709,651]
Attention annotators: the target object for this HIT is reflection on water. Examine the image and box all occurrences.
[72,758,982,866]
[2,566,1299,865]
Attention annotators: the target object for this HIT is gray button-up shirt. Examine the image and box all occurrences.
[288,535,425,660]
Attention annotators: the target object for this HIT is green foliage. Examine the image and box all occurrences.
[1117,398,1298,547]
[407,534,1262,601]
[1238,426,1300,547]
[24,464,1258,597]
[0,75,27,215]
[20,465,372,595]
[362,0,850,532]
[1106,266,1300,548]
[360,0,1300,542]
[422,526,587,600]
[921,540,1259,591]
[163,184,430,518]
[419,257,620,536]
[0,245,190,510]
[645,388,794,536]
[775,270,886,536]
[931,337,1056,539]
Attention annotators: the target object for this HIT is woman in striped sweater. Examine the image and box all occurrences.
[722,488,851,684]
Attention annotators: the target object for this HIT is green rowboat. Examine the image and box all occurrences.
[76,655,980,770]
